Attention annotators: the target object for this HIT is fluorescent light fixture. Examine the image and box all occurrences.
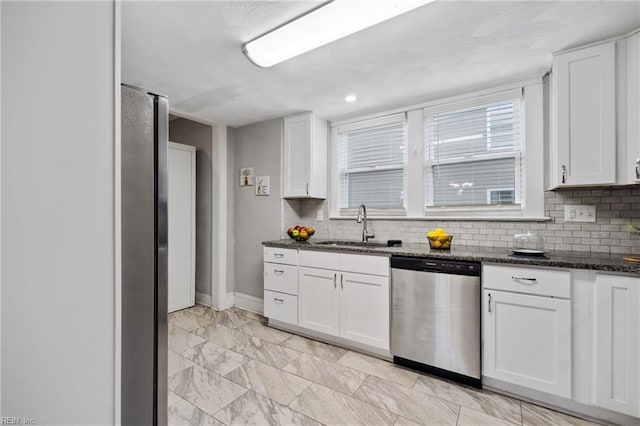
[242,0,434,68]
[345,94,357,102]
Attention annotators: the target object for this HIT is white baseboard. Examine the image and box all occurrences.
[195,292,212,307]
[233,292,264,315]
[219,292,234,311]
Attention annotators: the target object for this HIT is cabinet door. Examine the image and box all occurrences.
[339,272,389,350]
[553,42,616,186]
[283,114,311,197]
[483,290,572,397]
[594,274,640,417]
[298,267,340,337]
[626,33,640,184]
[168,143,196,313]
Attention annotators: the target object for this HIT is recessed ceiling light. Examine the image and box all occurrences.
[242,0,434,68]
[345,94,357,102]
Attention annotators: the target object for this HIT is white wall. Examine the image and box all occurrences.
[1,2,116,423]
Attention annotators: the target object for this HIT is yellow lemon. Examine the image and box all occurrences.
[427,231,438,240]
[438,233,450,243]
[442,241,451,249]
[435,228,445,235]
[431,240,442,249]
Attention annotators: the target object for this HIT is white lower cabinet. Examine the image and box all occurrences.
[263,247,299,326]
[264,247,390,351]
[263,290,298,325]
[593,273,640,418]
[482,264,572,398]
[483,290,572,398]
[298,266,390,350]
[340,272,389,348]
[298,267,340,336]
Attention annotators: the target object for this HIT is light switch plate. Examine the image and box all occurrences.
[316,209,324,222]
[564,205,596,222]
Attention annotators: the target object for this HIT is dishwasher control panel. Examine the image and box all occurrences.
[390,256,480,276]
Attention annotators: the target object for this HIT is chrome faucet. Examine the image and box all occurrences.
[356,204,375,243]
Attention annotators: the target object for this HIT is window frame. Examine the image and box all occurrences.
[423,90,524,214]
[329,79,545,220]
[333,113,409,217]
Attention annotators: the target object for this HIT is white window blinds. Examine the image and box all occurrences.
[337,114,407,211]
[424,93,524,210]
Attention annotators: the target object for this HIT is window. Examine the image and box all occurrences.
[330,82,544,219]
[424,94,524,212]
[336,114,407,213]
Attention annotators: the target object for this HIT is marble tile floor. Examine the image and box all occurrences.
[168,304,602,426]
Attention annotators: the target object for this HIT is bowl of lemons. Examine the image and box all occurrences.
[427,228,452,250]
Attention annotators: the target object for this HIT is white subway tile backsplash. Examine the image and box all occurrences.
[282,188,640,254]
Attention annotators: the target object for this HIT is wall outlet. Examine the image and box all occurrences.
[564,205,596,222]
[316,209,324,222]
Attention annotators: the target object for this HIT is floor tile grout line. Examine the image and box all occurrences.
[209,387,251,423]
[221,358,314,406]
[286,391,329,426]
[280,351,371,397]
[167,390,224,425]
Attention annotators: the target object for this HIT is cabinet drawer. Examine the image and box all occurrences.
[299,249,339,270]
[483,264,570,298]
[264,263,298,295]
[263,247,298,265]
[340,253,389,277]
[264,290,297,325]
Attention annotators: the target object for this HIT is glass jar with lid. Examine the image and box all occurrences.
[512,231,545,255]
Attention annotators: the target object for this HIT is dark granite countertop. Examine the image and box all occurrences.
[263,239,640,274]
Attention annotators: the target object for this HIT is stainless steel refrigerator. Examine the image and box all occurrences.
[121,84,168,425]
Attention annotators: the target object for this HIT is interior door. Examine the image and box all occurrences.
[168,142,196,313]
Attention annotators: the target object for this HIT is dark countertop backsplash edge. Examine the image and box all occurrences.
[263,239,640,275]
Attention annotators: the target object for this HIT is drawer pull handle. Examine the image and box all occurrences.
[636,158,640,179]
[488,293,492,313]
[274,298,284,304]
[334,273,337,288]
[512,276,537,283]
[340,274,344,289]
[274,269,284,274]
[273,253,284,258]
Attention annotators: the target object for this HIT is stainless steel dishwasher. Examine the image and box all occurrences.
[391,256,481,387]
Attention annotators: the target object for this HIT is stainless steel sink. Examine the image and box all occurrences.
[314,240,388,248]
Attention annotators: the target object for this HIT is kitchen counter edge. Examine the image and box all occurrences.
[262,240,640,275]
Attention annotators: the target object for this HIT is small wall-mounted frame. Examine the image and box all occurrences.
[240,167,254,186]
[255,176,270,196]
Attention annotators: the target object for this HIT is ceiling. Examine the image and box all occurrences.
[122,1,640,128]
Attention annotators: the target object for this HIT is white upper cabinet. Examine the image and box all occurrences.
[551,41,616,188]
[283,112,328,199]
[626,32,640,184]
